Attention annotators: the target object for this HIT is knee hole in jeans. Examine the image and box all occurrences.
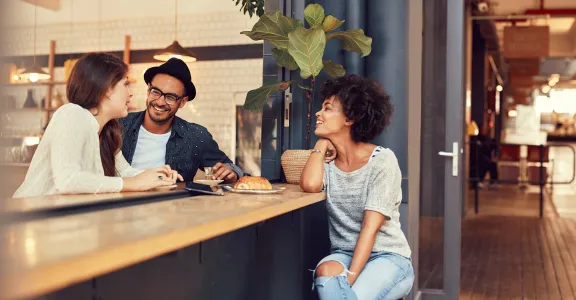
[315,260,345,278]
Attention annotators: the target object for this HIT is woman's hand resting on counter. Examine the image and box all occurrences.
[122,165,184,192]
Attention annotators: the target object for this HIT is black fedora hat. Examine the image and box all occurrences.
[144,58,196,101]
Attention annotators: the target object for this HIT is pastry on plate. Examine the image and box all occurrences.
[233,176,272,190]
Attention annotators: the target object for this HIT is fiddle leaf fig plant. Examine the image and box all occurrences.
[271,48,298,70]
[242,81,293,111]
[240,3,372,148]
[327,29,373,56]
[322,15,345,32]
[288,26,326,79]
[233,0,265,18]
[241,11,303,49]
[322,60,346,78]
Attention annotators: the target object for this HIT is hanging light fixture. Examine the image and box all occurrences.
[98,0,102,51]
[19,4,51,82]
[153,0,197,62]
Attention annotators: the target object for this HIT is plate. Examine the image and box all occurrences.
[153,185,178,191]
[222,185,286,194]
[194,179,224,186]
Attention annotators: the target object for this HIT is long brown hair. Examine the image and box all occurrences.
[66,53,127,176]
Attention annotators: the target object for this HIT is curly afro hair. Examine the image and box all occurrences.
[320,75,393,142]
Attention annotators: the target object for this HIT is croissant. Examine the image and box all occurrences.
[234,176,272,190]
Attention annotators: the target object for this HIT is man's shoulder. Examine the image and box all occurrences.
[120,111,144,127]
[174,116,210,135]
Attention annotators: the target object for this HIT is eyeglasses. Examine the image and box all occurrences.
[147,86,185,105]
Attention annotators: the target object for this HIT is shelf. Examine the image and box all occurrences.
[0,162,30,168]
[1,81,66,87]
[2,107,57,112]
[0,133,43,139]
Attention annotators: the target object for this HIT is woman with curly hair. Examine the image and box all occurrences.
[300,75,414,300]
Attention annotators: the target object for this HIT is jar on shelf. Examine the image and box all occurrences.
[51,89,64,109]
[23,89,37,108]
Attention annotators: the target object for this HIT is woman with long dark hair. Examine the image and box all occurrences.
[301,75,413,300]
[14,53,181,198]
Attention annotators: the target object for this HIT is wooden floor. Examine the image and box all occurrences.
[459,213,576,299]
[420,143,576,299]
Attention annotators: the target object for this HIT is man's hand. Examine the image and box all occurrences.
[212,162,238,183]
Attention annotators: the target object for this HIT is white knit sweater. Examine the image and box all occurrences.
[13,103,142,198]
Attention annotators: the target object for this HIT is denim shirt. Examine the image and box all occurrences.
[119,111,243,182]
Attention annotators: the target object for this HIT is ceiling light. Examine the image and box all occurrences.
[154,41,197,62]
[19,5,51,82]
[19,65,51,82]
[154,0,197,62]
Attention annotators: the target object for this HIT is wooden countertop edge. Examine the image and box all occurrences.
[0,191,326,300]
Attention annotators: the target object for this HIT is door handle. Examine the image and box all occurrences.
[438,151,455,157]
[284,92,292,127]
[438,142,459,176]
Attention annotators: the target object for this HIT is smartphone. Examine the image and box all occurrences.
[185,182,224,196]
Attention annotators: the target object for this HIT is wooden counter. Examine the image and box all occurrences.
[1,184,188,215]
[0,184,326,300]
[0,163,29,200]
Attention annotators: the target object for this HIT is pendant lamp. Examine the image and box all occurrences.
[154,0,197,62]
[19,4,51,82]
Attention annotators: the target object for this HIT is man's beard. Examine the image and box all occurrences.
[147,101,175,124]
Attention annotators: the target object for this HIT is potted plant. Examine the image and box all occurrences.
[232,0,265,18]
[240,3,372,183]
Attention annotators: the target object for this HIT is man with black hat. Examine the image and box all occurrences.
[119,58,243,183]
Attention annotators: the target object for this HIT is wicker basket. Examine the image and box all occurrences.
[281,150,312,184]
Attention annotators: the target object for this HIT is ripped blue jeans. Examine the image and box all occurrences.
[312,250,414,300]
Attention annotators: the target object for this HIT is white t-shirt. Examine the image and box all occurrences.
[131,125,171,170]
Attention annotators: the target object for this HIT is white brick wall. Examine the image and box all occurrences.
[2,10,259,55]
[1,9,264,165]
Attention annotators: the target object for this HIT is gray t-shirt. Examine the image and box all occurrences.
[323,146,411,258]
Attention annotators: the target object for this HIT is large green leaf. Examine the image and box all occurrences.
[304,4,325,27]
[243,81,292,110]
[272,48,299,70]
[240,11,303,49]
[322,60,345,78]
[322,15,345,32]
[327,29,372,57]
[288,26,326,79]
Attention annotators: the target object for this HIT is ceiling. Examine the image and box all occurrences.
[5,0,246,27]
[477,0,576,88]
[488,0,576,57]
[489,0,576,15]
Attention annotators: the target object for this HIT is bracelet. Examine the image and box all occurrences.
[311,149,324,155]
